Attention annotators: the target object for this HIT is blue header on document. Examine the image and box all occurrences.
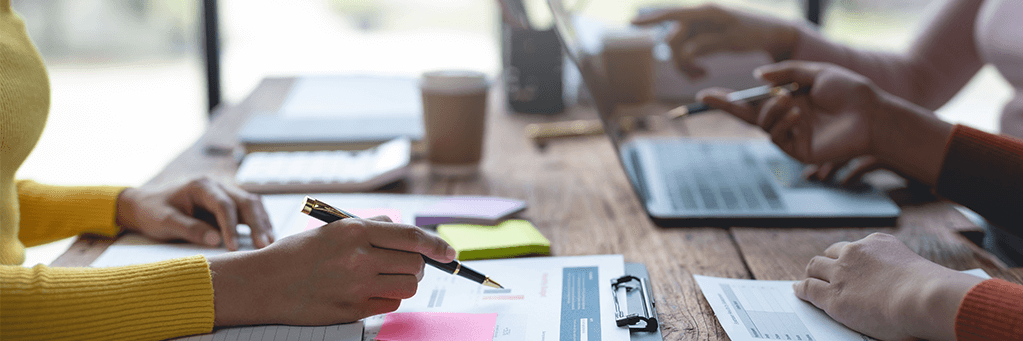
[561,267,602,341]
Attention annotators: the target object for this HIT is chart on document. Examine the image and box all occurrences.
[694,270,991,341]
[718,283,815,340]
[694,275,875,341]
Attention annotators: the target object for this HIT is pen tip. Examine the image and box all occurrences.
[483,278,504,289]
[667,106,689,120]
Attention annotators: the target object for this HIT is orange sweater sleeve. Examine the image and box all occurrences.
[935,125,1023,238]
[935,125,1023,340]
[955,279,1023,341]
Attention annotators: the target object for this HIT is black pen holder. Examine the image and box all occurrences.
[502,25,564,114]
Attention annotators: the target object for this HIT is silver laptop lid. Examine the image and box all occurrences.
[547,0,629,151]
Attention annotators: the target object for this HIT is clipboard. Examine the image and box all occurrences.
[614,262,664,341]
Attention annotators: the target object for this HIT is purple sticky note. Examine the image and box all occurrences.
[415,196,526,226]
[377,312,498,341]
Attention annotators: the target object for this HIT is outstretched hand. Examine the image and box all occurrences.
[699,60,954,187]
[116,176,275,251]
[698,61,884,166]
[632,4,798,79]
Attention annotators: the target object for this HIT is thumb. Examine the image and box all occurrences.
[167,212,222,247]
[632,10,678,25]
[754,60,822,87]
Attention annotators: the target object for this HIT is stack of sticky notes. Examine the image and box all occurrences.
[437,219,550,260]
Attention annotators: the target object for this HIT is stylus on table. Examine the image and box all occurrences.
[668,82,806,119]
[301,196,505,289]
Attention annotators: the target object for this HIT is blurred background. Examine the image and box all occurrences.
[12,0,1012,264]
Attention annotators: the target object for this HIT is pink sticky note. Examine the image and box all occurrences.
[376,312,497,341]
[305,208,403,231]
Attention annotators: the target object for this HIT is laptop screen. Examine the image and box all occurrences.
[547,0,630,152]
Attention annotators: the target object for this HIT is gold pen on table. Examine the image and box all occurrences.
[301,196,504,289]
[668,82,806,119]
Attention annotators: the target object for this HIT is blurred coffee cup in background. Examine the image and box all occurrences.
[602,30,656,105]
[420,70,490,177]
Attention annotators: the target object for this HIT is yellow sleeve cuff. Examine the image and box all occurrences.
[15,180,127,246]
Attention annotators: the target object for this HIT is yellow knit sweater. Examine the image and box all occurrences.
[0,2,215,339]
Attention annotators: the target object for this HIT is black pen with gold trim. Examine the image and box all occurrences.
[301,196,504,289]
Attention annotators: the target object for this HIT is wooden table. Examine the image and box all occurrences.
[54,77,1023,340]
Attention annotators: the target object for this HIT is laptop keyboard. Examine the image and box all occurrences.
[654,142,786,212]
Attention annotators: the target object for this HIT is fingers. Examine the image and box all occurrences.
[805,161,845,182]
[631,5,724,26]
[824,241,850,258]
[221,185,275,249]
[769,108,802,147]
[364,220,457,263]
[677,33,730,62]
[696,87,756,123]
[838,158,883,187]
[186,178,241,251]
[757,92,794,131]
[367,215,393,223]
[371,247,426,276]
[163,212,222,247]
[755,61,823,87]
[805,255,837,281]
[792,277,830,308]
[361,297,402,317]
[370,274,420,299]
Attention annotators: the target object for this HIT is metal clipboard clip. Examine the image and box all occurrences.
[611,275,659,332]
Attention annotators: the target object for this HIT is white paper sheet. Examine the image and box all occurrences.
[362,255,631,341]
[171,322,363,341]
[694,269,991,341]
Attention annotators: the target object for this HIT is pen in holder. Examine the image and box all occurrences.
[502,24,565,114]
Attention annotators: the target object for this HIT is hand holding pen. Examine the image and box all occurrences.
[668,82,807,119]
[303,196,504,289]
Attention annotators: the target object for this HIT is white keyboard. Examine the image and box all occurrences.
[235,138,411,193]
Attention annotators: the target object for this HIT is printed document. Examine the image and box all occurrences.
[171,322,363,341]
[362,255,631,341]
[694,269,991,341]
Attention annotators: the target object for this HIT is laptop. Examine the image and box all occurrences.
[547,0,900,227]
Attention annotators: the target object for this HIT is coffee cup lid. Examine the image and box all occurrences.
[420,70,489,95]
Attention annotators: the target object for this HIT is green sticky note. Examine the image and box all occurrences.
[437,220,551,260]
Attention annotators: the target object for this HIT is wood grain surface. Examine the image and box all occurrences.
[53,77,1021,341]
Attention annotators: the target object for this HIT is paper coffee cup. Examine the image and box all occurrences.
[420,70,490,177]
[602,30,656,104]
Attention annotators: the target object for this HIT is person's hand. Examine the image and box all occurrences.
[700,61,954,187]
[698,61,885,166]
[632,4,799,79]
[794,233,985,341]
[208,217,457,326]
[115,176,274,251]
